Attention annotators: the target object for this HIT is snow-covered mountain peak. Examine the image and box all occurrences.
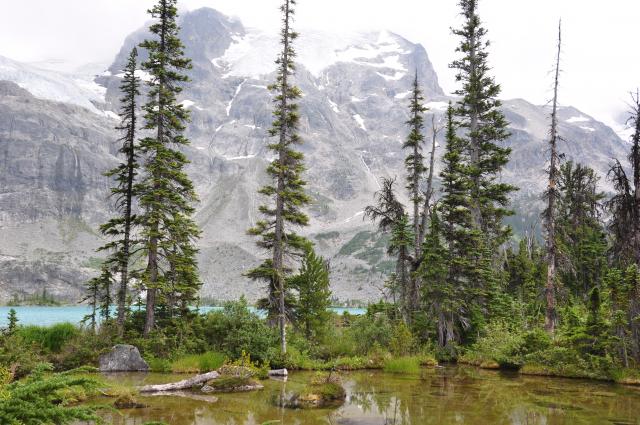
[211,26,415,79]
[0,55,107,114]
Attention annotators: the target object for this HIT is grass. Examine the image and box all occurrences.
[170,352,226,373]
[17,323,79,352]
[383,356,421,374]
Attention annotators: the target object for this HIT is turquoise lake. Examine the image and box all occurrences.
[0,306,366,327]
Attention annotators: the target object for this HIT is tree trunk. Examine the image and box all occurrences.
[117,90,136,337]
[273,0,292,355]
[544,21,562,334]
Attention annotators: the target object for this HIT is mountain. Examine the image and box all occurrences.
[0,8,628,303]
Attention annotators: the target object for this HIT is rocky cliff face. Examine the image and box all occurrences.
[0,8,628,303]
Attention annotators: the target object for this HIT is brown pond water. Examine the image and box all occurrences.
[87,365,640,425]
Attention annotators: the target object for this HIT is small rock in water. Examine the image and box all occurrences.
[201,385,215,393]
[99,345,149,372]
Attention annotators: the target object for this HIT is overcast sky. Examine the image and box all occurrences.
[1,0,638,128]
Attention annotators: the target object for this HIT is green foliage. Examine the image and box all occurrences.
[137,0,201,334]
[289,247,332,341]
[203,298,277,363]
[6,309,18,335]
[247,0,310,354]
[0,363,101,424]
[389,321,415,356]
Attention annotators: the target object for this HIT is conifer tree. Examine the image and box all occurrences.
[450,0,516,246]
[557,162,606,300]
[389,214,414,320]
[97,47,141,336]
[542,20,562,333]
[289,245,332,341]
[137,0,201,336]
[365,178,407,311]
[81,277,99,332]
[608,91,640,266]
[418,211,451,347]
[427,103,475,349]
[402,74,428,320]
[404,73,427,256]
[6,309,17,335]
[248,0,310,354]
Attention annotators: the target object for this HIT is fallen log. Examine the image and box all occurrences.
[138,371,219,393]
[268,368,288,377]
[143,391,218,403]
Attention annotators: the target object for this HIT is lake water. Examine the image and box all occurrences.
[81,366,640,425]
[0,306,366,327]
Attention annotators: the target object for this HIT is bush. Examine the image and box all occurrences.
[202,298,277,363]
[383,356,421,374]
[344,314,393,356]
[389,322,415,356]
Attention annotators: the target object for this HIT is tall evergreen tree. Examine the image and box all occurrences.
[542,20,562,333]
[403,74,428,320]
[556,162,606,300]
[404,73,427,257]
[427,103,476,349]
[97,47,141,336]
[137,0,201,336]
[450,0,516,246]
[248,0,310,354]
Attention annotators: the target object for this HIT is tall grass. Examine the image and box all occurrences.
[17,323,79,352]
[170,352,226,373]
[383,356,421,374]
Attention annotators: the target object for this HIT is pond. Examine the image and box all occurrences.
[0,306,366,327]
[83,365,640,425]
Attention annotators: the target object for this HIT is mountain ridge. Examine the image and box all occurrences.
[0,7,628,303]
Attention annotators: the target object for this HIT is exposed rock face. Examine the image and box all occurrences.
[0,8,629,304]
[99,345,150,372]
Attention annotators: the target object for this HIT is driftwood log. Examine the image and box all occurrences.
[138,371,219,393]
[143,391,219,403]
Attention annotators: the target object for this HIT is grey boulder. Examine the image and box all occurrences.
[99,345,150,372]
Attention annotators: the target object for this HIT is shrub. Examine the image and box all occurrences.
[389,322,415,356]
[203,298,277,363]
[345,314,393,356]
[0,363,101,424]
[383,356,421,374]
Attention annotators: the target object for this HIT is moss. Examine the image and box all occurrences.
[205,376,261,392]
[296,374,346,408]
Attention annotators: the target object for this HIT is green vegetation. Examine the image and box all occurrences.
[383,356,421,374]
[168,351,226,373]
[0,363,101,424]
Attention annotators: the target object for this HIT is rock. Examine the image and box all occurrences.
[201,385,215,393]
[202,376,264,393]
[99,345,149,372]
[268,368,288,377]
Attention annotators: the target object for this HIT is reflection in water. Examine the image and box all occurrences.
[83,365,640,425]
